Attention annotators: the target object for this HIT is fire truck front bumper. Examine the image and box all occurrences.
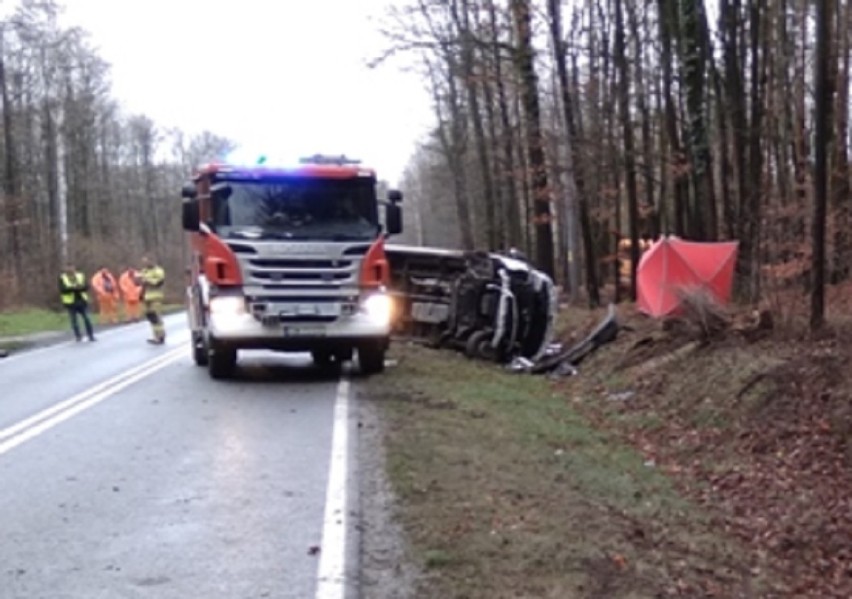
[206,295,392,351]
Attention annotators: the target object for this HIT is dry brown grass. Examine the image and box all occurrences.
[554,300,852,599]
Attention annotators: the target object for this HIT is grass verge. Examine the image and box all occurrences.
[0,303,185,344]
[0,308,68,338]
[361,342,780,599]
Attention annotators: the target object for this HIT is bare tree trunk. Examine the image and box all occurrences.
[511,0,555,277]
[486,0,521,249]
[475,3,505,247]
[712,64,734,240]
[721,0,752,295]
[514,88,533,256]
[678,0,713,240]
[0,27,22,290]
[614,0,640,299]
[659,0,688,236]
[454,0,497,249]
[626,0,657,238]
[746,0,766,302]
[831,0,851,282]
[812,0,834,329]
[427,57,475,250]
[547,0,591,302]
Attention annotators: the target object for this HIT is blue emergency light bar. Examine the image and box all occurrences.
[195,162,375,181]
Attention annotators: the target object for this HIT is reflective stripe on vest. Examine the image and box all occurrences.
[141,266,165,301]
[60,272,88,305]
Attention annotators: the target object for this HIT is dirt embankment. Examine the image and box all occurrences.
[357,294,851,598]
[556,301,852,599]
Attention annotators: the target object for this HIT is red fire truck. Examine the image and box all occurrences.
[180,155,403,379]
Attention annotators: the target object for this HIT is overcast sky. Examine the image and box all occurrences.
[55,0,434,185]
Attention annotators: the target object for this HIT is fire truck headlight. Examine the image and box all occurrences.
[362,293,392,325]
[209,296,247,316]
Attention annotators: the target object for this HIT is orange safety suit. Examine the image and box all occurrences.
[119,269,144,322]
[91,268,120,325]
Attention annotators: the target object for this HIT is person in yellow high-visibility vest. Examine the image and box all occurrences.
[59,263,96,342]
[140,255,166,344]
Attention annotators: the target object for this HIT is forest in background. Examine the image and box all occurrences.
[0,0,234,308]
[1,0,848,330]
[387,0,847,327]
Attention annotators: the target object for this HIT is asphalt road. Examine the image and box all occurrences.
[0,314,358,599]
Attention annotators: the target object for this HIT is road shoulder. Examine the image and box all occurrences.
[356,387,420,599]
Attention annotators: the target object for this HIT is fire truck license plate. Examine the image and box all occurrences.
[282,326,324,337]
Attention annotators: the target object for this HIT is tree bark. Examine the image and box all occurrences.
[812,0,833,329]
[511,0,555,278]
[614,0,640,299]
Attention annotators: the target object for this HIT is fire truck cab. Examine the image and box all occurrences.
[180,155,403,379]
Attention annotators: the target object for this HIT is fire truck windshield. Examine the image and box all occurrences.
[210,178,379,241]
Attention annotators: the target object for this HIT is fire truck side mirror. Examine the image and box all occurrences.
[182,198,200,232]
[181,183,197,199]
[388,189,403,203]
[385,202,402,236]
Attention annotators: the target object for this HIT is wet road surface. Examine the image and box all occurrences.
[0,314,357,598]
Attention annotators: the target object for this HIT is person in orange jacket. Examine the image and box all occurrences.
[91,266,120,325]
[119,266,144,322]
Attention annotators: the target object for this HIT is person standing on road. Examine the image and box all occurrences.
[140,256,166,344]
[59,264,96,342]
[119,266,143,322]
[91,266,120,325]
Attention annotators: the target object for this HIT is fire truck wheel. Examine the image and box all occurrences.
[192,332,209,367]
[358,344,386,375]
[311,349,333,367]
[208,341,237,379]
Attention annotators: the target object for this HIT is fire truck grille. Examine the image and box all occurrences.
[244,257,358,290]
[227,243,369,304]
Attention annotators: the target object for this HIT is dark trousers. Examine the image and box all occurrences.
[66,303,95,340]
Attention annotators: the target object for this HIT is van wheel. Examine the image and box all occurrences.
[192,332,208,366]
[465,330,496,361]
[208,339,237,379]
[358,343,386,375]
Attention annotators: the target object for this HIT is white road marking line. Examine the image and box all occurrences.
[0,346,186,457]
[0,347,182,443]
[315,377,351,599]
